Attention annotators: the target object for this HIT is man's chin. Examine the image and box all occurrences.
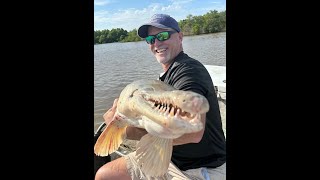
[156,57,169,64]
[157,59,167,64]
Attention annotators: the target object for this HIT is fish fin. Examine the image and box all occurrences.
[135,134,173,177]
[94,118,127,156]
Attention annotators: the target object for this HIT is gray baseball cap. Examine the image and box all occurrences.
[137,14,181,38]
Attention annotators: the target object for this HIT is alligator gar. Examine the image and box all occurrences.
[94,79,209,177]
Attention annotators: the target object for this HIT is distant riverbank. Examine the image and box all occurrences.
[94,10,226,44]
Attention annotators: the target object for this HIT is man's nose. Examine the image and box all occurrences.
[154,38,162,46]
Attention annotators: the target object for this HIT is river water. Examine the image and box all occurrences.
[94,32,226,131]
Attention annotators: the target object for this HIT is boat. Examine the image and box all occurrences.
[93,65,226,175]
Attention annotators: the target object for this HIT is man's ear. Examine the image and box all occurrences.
[178,32,183,41]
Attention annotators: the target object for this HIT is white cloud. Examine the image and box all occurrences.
[94,8,150,31]
[94,0,114,6]
[169,0,194,4]
[94,2,185,31]
[94,0,225,31]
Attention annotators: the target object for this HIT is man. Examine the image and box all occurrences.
[95,14,226,180]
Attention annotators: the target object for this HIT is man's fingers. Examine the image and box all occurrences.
[111,98,118,110]
[103,98,119,125]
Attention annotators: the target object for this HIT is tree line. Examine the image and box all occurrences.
[94,10,226,44]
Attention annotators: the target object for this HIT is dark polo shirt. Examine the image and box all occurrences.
[159,51,226,170]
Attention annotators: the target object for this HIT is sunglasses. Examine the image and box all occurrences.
[145,31,177,44]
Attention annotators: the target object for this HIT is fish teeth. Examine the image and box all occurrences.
[190,114,200,123]
[170,107,175,116]
[161,106,166,112]
[164,107,170,117]
[174,109,180,118]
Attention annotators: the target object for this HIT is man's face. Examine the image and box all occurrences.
[147,26,182,66]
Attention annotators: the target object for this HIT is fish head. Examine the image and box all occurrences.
[116,80,210,138]
[116,80,170,120]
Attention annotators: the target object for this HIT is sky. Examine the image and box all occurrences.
[94,0,226,31]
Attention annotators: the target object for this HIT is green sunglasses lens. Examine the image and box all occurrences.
[156,31,169,41]
[145,31,172,44]
[145,36,155,44]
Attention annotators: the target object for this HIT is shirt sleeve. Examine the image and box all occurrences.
[170,63,212,97]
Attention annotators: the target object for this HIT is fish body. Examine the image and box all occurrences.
[94,79,209,177]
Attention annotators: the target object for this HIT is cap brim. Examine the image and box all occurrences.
[137,23,171,38]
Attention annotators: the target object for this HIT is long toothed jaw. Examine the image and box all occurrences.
[146,98,204,133]
[134,89,209,134]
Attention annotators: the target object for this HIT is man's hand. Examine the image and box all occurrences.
[102,98,118,125]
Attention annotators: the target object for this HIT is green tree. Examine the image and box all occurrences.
[94,9,226,44]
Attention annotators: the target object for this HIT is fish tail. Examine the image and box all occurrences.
[136,134,173,177]
[94,121,127,156]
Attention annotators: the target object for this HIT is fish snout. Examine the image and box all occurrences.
[188,95,209,113]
